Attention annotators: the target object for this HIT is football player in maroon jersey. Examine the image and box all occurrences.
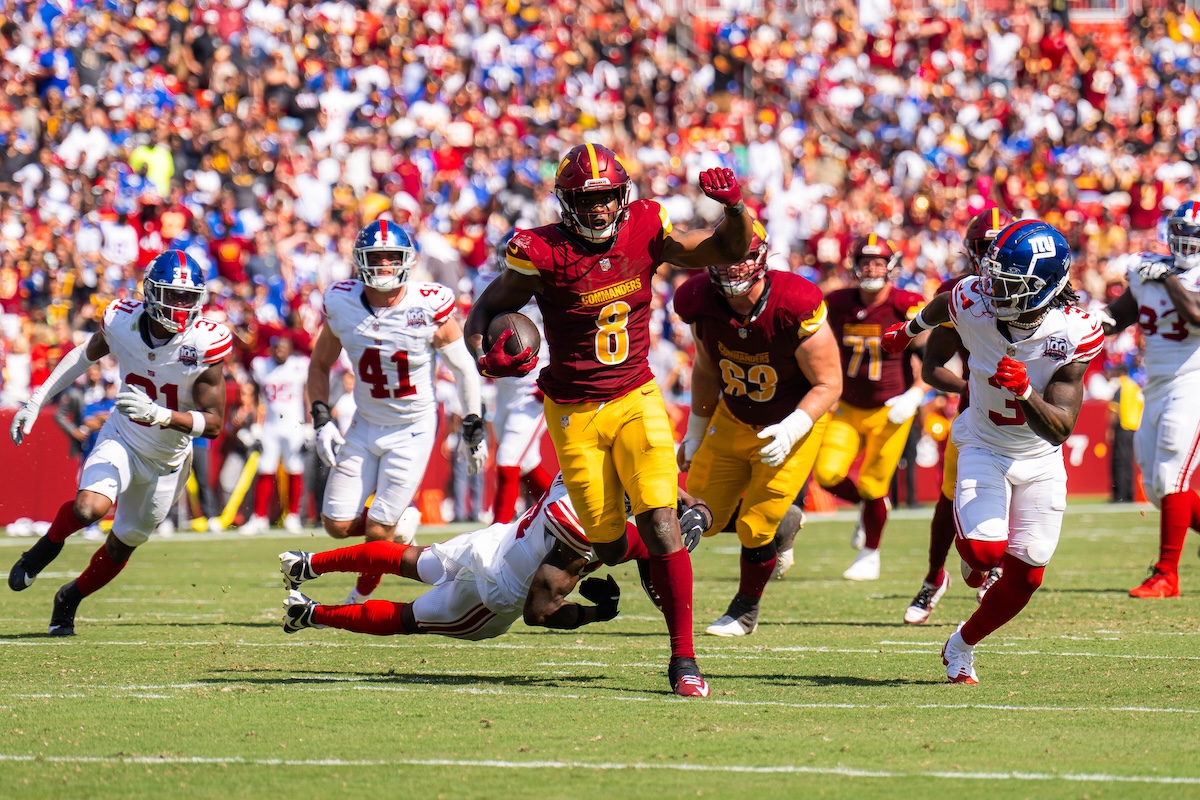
[675,220,842,636]
[464,143,752,697]
[813,235,929,582]
[904,207,1013,625]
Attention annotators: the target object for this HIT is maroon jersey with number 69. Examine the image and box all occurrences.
[505,199,673,404]
[825,286,925,408]
[674,271,827,426]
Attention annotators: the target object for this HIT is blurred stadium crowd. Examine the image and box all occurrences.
[0,0,1188,522]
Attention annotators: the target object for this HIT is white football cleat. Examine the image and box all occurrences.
[942,622,979,684]
[394,506,421,546]
[207,517,226,533]
[282,590,318,633]
[705,594,760,637]
[772,547,795,580]
[343,587,370,605]
[283,513,302,534]
[842,547,880,581]
[904,571,951,625]
[772,506,804,580]
[240,515,269,537]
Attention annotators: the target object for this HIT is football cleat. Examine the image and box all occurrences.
[976,567,1002,603]
[842,547,880,581]
[282,590,318,633]
[343,587,370,605]
[772,506,804,580]
[850,516,866,551]
[240,515,269,537]
[280,551,318,591]
[48,581,83,637]
[904,571,951,625]
[1129,568,1180,599]
[394,506,421,546]
[8,537,65,592]
[668,657,710,698]
[705,593,760,637]
[942,623,979,684]
[636,559,662,611]
[282,513,302,535]
[772,547,795,581]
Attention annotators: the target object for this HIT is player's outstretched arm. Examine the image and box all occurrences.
[1009,360,1088,447]
[10,332,110,445]
[524,541,618,629]
[1163,273,1200,326]
[921,325,967,395]
[464,268,541,368]
[434,315,486,475]
[661,168,754,270]
[1100,288,1138,335]
[881,293,951,354]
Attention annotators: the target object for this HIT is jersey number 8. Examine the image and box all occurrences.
[595,301,630,366]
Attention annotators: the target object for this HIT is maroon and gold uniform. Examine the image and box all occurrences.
[504,199,677,542]
[675,271,828,547]
[815,287,925,501]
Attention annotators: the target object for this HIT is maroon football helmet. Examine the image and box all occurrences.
[554,143,632,243]
[709,219,769,297]
[964,207,1015,273]
[851,234,900,291]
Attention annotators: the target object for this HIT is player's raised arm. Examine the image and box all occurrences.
[464,265,541,377]
[661,168,754,270]
[524,541,619,630]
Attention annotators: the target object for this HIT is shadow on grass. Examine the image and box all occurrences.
[201,667,609,690]
[730,673,945,688]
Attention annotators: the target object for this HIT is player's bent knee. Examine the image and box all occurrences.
[956,536,1006,571]
[1022,538,1057,569]
[1003,554,1046,592]
[322,516,353,539]
[73,492,112,524]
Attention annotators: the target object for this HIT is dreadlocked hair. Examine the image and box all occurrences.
[1050,283,1081,309]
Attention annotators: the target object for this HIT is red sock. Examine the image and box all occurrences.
[621,522,650,562]
[861,497,888,550]
[955,536,1007,572]
[76,545,129,597]
[924,493,956,585]
[1157,492,1191,573]
[355,573,383,596]
[492,465,522,524]
[311,541,410,576]
[46,501,88,544]
[253,474,275,517]
[522,464,553,497]
[288,474,304,515]
[1190,490,1200,533]
[738,547,776,600]
[313,600,412,635]
[961,554,1045,645]
[647,549,695,660]
[825,477,861,504]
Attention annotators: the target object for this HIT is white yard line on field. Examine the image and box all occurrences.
[0,753,1194,784]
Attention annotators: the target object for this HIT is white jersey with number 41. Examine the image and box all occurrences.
[321,279,455,428]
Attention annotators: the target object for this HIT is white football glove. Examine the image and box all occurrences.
[756,408,814,468]
[884,386,925,425]
[1137,255,1174,283]
[676,414,711,471]
[460,435,487,476]
[9,402,40,445]
[115,388,173,427]
[316,422,345,467]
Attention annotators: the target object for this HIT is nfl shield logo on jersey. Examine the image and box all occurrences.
[179,345,199,367]
[1043,336,1070,362]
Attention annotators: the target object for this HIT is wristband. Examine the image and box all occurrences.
[725,201,746,216]
[906,309,935,336]
[311,400,333,430]
[189,411,206,437]
[1017,385,1033,401]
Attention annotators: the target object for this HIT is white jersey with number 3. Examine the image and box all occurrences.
[1125,258,1200,383]
[251,354,310,427]
[100,299,232,467]
[321,279,455,428]
[949,276,1103,459]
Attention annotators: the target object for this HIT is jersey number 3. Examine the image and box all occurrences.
[358,348,416,399]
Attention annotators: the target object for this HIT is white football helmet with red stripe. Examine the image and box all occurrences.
[144,249,206,333]
[353,219,416,291]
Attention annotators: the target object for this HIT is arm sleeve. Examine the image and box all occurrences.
[436,337,482,419]
[30,341,98,408]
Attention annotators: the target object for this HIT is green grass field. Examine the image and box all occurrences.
[0,505,1197,799]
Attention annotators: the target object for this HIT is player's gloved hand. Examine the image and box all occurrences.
[477,329,538,379]
[579,574,620,622]
[881,320,917,354]
[699,167,744,209]
[9,401,39,445]
[756,408,815,467]
[116,388,173,427]
[678,502,712,550]
[460,413,487,475]
[315,422,344,467]
[676,413,711,471]
[991,356,1032,400]
[1137,254,1174,282]
[884,386,925,424]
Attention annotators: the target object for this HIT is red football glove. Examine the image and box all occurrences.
[477,329,538,379]
[881,321,915,355]
[991,356,1031,400]
[699,167,743,208]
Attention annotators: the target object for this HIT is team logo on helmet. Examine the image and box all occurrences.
[979,220,1072,321]
[1167,200,1200,263]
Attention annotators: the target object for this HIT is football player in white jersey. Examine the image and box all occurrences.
[884,220,1103,684]
[277,474,711,641]
[307,220,485,604]
[474,249,554,524]
[243,336,311,535]
[8,250,230,635]
[1102,201,1200,599]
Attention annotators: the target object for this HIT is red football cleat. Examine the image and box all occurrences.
[669,657,710,698]
[1129,568,1180,599]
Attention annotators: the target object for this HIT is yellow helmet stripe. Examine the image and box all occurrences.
[867,233,877,247]
[991,207,1000,231]
[584,143,600,180]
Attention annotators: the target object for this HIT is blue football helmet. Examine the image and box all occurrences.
[353,219,415,291]
[144,249,206,333]
[1167,200,1200,263]
[979,220,1072,321]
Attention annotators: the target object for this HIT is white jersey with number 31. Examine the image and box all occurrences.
[100,299,232,467]
[949,276,1103,459]
[321,279,455,428]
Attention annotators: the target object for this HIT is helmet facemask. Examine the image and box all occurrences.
[979,252,1064,321]
[355,245,415,291]
[708,243,767,297]
[556,185,630,244]
[145,281,205,333]
[855,255,896,292]
[1168,219,1200,266]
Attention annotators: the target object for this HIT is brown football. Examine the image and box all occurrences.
[486,312,541,358]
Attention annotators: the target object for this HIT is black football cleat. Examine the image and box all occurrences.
[48,581,83,636]
[9,537,65,592]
